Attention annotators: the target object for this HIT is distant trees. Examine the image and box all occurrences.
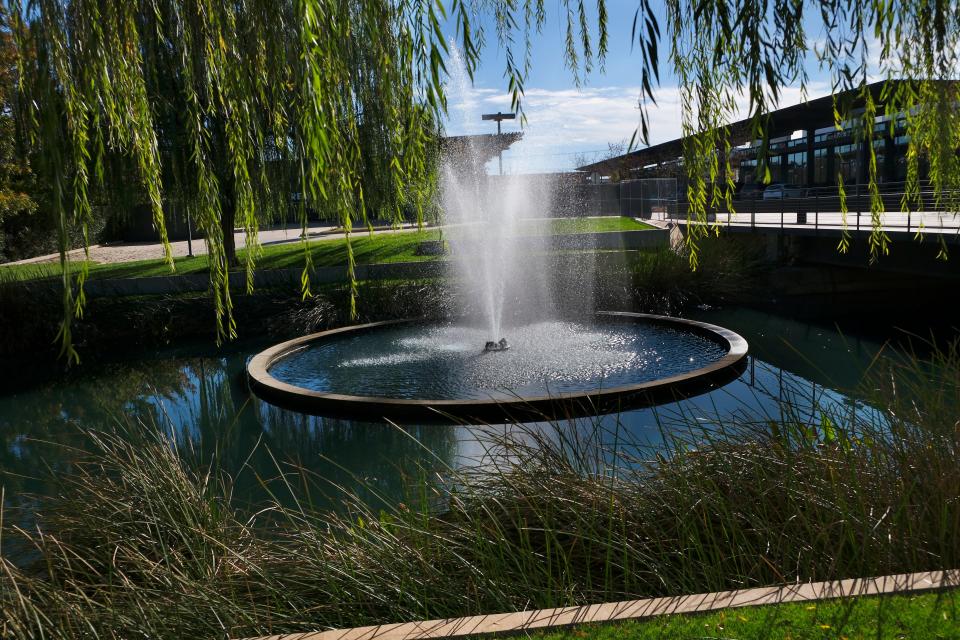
[0,28,39,261]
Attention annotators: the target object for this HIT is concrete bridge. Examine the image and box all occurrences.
[659,187,960,241]
[658,192,960,282]
[644,195,960,325]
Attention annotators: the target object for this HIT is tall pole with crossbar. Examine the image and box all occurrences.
[481,111,516,175]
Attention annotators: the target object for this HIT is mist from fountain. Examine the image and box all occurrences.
[249,49,749,417]
[440,44,559,343]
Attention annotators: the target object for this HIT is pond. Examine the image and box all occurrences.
[0,306,918,525]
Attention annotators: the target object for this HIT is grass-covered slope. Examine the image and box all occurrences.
[0,217,654,283]
[0,230,442,282]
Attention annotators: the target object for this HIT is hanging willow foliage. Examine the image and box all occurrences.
[2,0,959,361]
[3,0,466,362]
[656,0,960,267]
[2,0,601,361]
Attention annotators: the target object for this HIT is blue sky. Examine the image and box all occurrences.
[440,1,840,174]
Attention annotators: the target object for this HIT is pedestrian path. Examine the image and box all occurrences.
[659,209,960,235]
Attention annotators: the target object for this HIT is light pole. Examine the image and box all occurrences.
[481,111,515,175]
[186,206,194,257]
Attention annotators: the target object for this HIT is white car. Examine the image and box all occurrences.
[762,183,805,199]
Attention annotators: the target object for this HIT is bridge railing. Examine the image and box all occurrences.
[662,181,960,234]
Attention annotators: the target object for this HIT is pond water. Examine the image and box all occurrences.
[269,320,728,400]
[0,307,918,522]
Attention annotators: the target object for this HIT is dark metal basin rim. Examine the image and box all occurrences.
[246,312,749,423]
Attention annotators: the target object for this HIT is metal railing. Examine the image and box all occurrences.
[658,182,960,235]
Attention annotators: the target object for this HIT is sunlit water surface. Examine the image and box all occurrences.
[269,321,727,400]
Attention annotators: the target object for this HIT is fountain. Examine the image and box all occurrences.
[439,43,553,346]
[245,45,748,422]
[484,339,510,353]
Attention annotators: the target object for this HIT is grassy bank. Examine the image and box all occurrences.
[537,591,959,639]
[1,338,957,638]
[0,217,654,283]
[0,277,451,368]
[0,235,761,365]
[0,230,443,283]
[520,216,654,234]
[591,235,766,315]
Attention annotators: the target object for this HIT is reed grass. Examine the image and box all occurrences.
[1,339,958,639]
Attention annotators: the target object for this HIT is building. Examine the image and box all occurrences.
[440,132,523,177]
[577,80,947,192]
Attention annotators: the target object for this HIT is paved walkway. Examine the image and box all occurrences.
[658,210,960,235]
[5,221,426,266]
[238,569,959,640]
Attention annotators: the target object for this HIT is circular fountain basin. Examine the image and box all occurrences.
[247,312,748,422]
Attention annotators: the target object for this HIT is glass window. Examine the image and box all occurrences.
[872,139,886,183]
[736,158,758,184]
[834,143,858,184]
[769,155,785,182]
[786,151,806,185]
[814,148,829,185]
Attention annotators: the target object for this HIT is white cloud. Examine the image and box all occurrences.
[443,80,836,174]
[445,84,656,173]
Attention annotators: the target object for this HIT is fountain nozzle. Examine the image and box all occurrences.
[484,338,510,352]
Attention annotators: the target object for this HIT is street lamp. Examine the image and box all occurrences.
[482,111,515,175]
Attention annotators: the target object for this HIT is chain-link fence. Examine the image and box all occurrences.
[583,178,678,219]
[480,174,678,219]
[619,178,678,219]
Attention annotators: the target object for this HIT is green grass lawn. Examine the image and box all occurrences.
[0,217,654,283]
[521,216,654,234]
[0,230,442,283]
[533,591,959,640]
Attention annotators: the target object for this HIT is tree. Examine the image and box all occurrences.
[0,26,38,260]
[4,0,960,359]
[658,0,960,269]
[4,0,450,360]
[575,140,629,182]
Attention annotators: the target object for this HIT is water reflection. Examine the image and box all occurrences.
[0,307,894,520]
[0,351,463,515]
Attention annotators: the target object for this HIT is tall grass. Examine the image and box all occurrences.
[589,237,766,315]
[1,340,958,639]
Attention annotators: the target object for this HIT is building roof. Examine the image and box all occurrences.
[441,132,523,165]
[576,80,932,176]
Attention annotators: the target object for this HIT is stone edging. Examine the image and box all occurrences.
[245,312,749,422]
[239,570,959,640]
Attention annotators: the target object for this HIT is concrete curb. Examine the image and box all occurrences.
[238,569,959,640]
